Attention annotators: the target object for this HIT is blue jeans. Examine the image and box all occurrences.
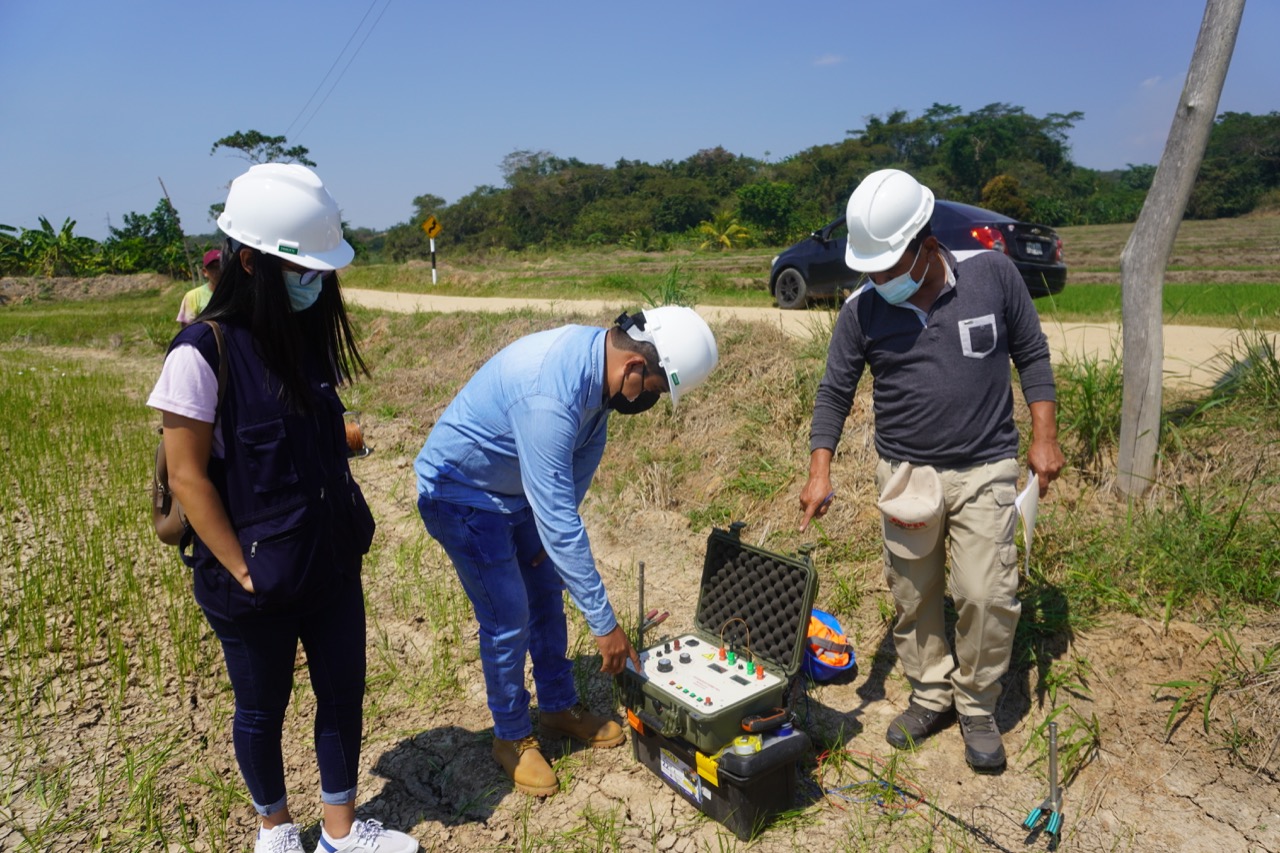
[418,494,578,740]
[202,572,365,816]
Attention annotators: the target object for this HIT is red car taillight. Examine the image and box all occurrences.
[1055,237,1063,263]
[970,226,1007,255]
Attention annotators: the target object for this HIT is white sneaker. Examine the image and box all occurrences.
[255,822,305,853]
[315,819,418,853]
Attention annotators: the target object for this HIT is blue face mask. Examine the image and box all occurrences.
[874,245,929,305]
[283,269,324,312]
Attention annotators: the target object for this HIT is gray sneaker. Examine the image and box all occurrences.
[885,700,954,749]
[958,714,1006,770]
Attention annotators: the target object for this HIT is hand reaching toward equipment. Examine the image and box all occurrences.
[595,624,641,675]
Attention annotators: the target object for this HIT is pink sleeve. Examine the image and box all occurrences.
[147,345,225,456]
[148,344,218,421]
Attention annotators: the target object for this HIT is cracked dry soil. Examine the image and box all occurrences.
[330,434,1279,853]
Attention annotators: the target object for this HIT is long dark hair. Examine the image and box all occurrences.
[198,240,368,413]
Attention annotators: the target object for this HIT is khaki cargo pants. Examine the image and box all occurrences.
[875,456,1021,716]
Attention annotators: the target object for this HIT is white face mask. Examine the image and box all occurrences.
[874,244,929,305]
[283,269,324,312]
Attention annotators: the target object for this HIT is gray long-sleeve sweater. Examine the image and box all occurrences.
[809,249,1056,468]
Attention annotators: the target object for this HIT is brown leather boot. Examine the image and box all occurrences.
[492,735,558,797]
[540,703,625,748]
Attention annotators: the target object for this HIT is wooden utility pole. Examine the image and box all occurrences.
[1117,0,1245,498]
[158,177,197,284]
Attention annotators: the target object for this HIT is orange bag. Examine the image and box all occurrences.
[803,608,856,682]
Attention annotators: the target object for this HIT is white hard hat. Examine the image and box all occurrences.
[217,163,354,271]
[844,169,934,273]
[621,306,718,406]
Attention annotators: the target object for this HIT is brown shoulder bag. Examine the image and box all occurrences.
[151,321,226,546]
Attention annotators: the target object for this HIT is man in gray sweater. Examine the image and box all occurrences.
[798,169,1064,771]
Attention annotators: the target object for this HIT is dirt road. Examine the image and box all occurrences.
[344,289,1260,390]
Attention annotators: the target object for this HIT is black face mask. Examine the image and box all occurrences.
[608,389,661,415]
[608,363,662,415]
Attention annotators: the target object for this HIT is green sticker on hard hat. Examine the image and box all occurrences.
[278,245,299,255]
[671,372,680,386]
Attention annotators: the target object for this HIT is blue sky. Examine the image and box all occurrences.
[2,1,1276,241]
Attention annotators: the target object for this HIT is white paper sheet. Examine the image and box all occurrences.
[1015,472,1039,573]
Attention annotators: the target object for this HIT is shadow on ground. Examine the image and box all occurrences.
[363,725,505,835]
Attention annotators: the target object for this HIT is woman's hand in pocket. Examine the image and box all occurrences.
[228,562,255,593]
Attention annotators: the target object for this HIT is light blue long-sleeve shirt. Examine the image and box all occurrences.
[415,325,616,635]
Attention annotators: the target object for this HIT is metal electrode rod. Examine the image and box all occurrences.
[637,561,646,649]
[1048,721,1060,808]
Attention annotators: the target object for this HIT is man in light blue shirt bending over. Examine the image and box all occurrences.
[415,306,718,797]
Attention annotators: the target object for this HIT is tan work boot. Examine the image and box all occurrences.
[492,735,558,797]
[540,703,625,748]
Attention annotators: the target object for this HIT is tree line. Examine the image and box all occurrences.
[3,107,1276,278]
[375,105,1278,260]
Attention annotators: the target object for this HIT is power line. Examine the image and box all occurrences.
[290,0,393,144]
[283,0,380,139]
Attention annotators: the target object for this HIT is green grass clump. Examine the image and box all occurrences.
[1207,326,1280,408]
[1153,627,1279,771]
[1053,349,1125,478]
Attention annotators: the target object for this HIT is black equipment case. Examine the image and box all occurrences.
[630,722,809,840]
[619,522,818,839]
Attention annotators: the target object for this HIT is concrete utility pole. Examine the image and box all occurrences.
[1117,0,1245,498]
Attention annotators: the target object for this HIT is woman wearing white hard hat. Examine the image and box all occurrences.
[148,163,417,853]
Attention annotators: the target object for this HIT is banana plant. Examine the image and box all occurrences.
[0,224,22,275]
[696,210,751,251]
[19,217,101,277]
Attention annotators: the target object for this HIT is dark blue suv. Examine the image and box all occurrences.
[768,200,1067,309]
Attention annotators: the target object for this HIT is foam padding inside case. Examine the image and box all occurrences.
[695,532,813,674]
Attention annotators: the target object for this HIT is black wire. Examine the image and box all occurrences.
[283,0,381,139]
[292,0,394,143]
[813,744,1030,853]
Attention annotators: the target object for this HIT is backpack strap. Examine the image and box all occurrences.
[200,320,227,409]
[176,320,226,555]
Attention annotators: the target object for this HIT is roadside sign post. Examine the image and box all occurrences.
[421,215,442,284]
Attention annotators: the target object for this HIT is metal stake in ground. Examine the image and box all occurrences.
[1023,720,1063,839]
[636,560,645,649]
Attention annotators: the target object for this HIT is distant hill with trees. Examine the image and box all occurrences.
[372,104,1279,261]
[3,106,1277,277]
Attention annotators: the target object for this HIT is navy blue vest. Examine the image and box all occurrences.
[168,321,375,620]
